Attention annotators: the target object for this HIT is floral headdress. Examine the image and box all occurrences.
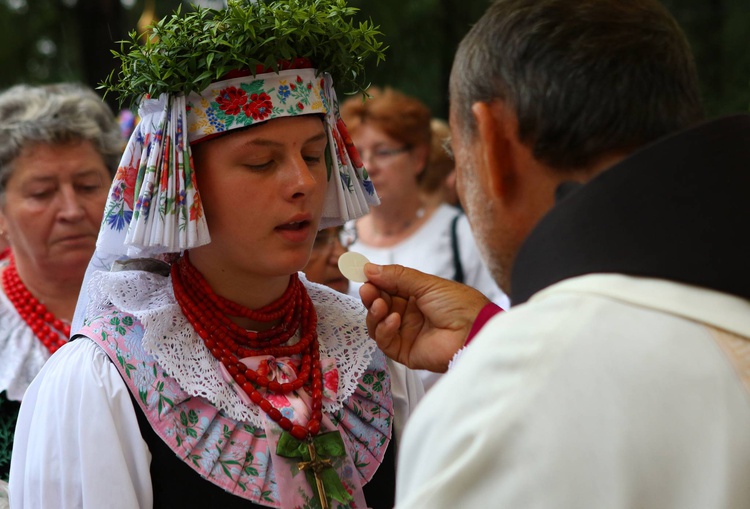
[97,0,385,261]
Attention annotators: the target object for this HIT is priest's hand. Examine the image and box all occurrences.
[359,263,490,373]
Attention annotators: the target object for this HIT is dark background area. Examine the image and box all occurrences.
[1,0,748,120]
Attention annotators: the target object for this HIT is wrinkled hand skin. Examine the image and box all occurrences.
[359,263,490,373]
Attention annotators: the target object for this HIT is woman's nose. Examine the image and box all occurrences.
[287,157,318,199]
[328,237,347,263]
[57,186,86,221]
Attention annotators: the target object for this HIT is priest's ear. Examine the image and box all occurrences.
[471,100,525,203]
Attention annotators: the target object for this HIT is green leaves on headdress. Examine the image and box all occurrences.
[102,0,386,108]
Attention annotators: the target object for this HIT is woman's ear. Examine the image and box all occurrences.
[411,143,430,178]
[0,210,7,236]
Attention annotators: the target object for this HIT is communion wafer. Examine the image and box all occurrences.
[337,251,370,283]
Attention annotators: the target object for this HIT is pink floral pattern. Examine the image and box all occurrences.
[79,302,392,508]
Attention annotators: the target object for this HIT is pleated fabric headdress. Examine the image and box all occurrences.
[97,0,384,262]
[73,0,385,330]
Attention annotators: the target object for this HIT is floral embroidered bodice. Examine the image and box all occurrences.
[78,268,393,507]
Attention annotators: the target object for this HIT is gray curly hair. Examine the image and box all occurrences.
[0,83,122,197]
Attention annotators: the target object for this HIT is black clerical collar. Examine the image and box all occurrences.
[510,114,750,305]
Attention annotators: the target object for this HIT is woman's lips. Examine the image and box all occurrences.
[275,220,312,243]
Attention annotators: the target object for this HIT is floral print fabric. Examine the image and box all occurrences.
[96,68,378,266]
[186,69,328,140]
[100,94,209,259]
[78,297,392,507]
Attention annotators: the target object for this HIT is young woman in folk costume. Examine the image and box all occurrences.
[10,2,422,508]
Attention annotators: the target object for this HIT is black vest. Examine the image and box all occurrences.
[129,391,396,508]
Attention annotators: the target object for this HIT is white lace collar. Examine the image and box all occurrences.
[84,268,376,425]
[0,289,52,401]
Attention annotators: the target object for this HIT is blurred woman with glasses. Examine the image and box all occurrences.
[340,87,508,392]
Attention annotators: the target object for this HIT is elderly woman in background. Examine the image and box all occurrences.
[0,83,120,490]
[302,226,354,294]
[341,87,509,391]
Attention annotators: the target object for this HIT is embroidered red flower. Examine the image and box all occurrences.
[216,86,248,115]
[290,83,297,91]
[267,393,292,409]
[336,118,364,168]
[159,136,172,191]
[323,369,339,395]
[189,191,204,221]
[296,75,303,84]
[114,159,139,209]
[307,83,312,90]
[296,102,304,110]
[244,92,273,121]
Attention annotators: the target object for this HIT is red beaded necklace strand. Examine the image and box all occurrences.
[1,254,70,355]
[171,252,324,441]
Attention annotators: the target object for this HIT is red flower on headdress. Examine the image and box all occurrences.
[296,75,303,84]
[296,102,304,110]
[216,86,248,116]
[189,191,204,221]
[114,158,139,209]
[336,118,364,168]
[244,92,273,121]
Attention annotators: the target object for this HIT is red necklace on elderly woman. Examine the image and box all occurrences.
[2,254,70,354]
[171,252,324,441]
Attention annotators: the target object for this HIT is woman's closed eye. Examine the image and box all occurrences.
[28,188,56,200]
[75,184,104,194]
[303,153,324,166]
[243,160,275,172]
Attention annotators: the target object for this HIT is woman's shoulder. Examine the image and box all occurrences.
[22,337,126,406]
[40,337,117,379]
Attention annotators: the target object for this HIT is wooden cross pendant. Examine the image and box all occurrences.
[297,440,334,509]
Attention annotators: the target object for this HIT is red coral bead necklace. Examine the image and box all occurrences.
[171,252,324,440]
[1,253,70,354]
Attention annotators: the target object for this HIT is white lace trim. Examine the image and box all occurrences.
[0,286,53,401]
[448,346,469,371]
[84,269,376,425]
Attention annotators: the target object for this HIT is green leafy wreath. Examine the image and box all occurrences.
[102,0,386,108]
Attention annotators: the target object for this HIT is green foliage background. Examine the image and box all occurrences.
[1,0,748,119]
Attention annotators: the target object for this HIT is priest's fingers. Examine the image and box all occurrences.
[371,311,405,355]
[359,280,385,311]
[362,263,438,300]
[364,263,489,330]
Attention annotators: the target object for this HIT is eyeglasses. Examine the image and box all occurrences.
[312,226,357,253]
[357,145,411,165]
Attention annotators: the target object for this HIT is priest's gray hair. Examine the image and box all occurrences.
[449,0,703,171]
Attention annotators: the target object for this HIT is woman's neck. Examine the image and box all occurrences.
[9,260,83,322]
[358,199,433,247]
[184,251,293,330]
